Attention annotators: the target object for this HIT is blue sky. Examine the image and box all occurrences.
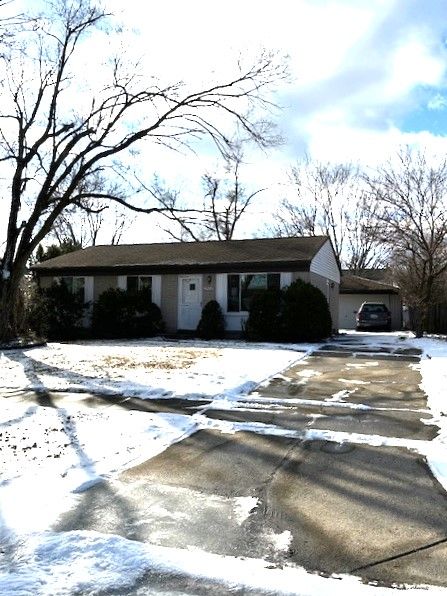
[399,88,447,135]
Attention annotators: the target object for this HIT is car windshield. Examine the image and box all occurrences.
[361,304,387,313]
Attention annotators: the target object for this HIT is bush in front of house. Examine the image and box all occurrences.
[196,300,225,339]
[245,279,332,343]
[28,280,86,340]
[244,288,283,342]
[92,288,165,339]
[280,279,332,342]
[91,288,130,338]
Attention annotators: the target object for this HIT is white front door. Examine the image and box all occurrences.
[178,276,202,330]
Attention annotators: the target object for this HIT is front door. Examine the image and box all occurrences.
[178,276,202,330]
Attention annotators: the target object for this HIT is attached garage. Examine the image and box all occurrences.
[340,272,402,331]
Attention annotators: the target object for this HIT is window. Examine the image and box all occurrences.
[61,276,85,301]
[361,303,389,314]
[126,275,152,301]
[227,273,280,312]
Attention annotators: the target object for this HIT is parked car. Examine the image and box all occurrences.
[356,302,391,331]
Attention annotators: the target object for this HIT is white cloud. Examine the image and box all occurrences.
[307,121,447,166]
[385,34,445,100]
[428,93,447,110]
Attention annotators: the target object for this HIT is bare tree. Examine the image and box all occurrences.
[0,0,27,45]
[49,173,135,247]
[271,157,385,269]
[0,0,286,341]
[50,200,134,247]
[151,148,265,241]
[366,147,447,336]
[344,193,387,272]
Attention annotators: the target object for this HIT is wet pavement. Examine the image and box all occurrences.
[47,333,447,592]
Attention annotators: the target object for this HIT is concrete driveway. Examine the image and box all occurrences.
[52,333,447,594]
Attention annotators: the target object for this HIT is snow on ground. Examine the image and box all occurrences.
[0,338,310,400]
[406,335,447,492]
[2,333,447,594]
[232,495,260,524]
[0,403,199,535]
[4,530,447,596]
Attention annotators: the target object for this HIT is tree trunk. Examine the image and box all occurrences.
[419,275,435,336]
[0,264,27,343]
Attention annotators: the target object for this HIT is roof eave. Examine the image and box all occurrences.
[340,288,400,295]
[33,259,313,276]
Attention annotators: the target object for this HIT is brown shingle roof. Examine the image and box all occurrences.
[33,236,329,275]
[341,273,399,294]
[341,268,391,282]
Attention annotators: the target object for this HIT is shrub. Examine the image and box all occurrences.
[280,279,332,342]
[28,280,86,340]
[244,288,283,342]
[245,279,332,343]
[197,300,225,339]
[92,288,164,339]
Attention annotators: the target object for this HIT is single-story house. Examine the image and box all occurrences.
[340,270,402,330]
[32,236,341,335]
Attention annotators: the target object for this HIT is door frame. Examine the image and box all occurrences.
[177,275,202,330]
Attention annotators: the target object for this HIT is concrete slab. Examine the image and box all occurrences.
[358,541,447,587]
[265,439,447,578]
[54,430,447,587]
[55,431,300,563]
[259,355,428,410]
[205,406,437,441]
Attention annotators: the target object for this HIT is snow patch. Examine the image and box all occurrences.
[264,529,293,552]
[2,530,445,596]
[326,389,356,402]
[296,369,321,379]
[0,405,198,536]
[233,496,259,524]
[0,340,308,402]
[346,362,379,368]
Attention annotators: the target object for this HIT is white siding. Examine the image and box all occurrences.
[151,275,161,307]
[280,272,292,287]
[215,274,227,312]
[310,240,340,283]
[84,276,94,304]
[225,313,248,332]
